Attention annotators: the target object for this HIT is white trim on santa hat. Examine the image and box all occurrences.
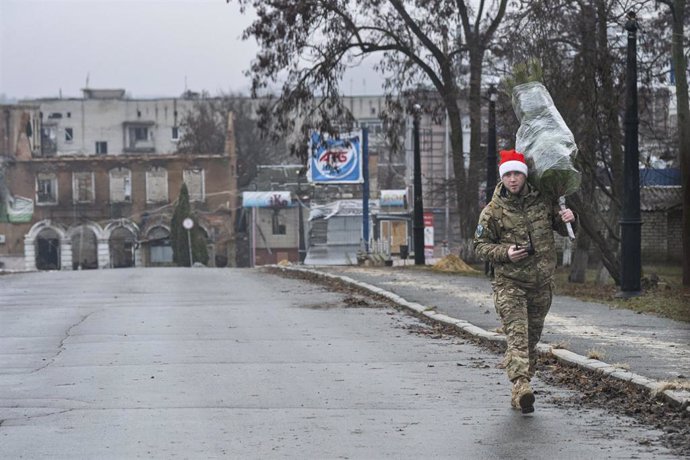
[499,160,528,177]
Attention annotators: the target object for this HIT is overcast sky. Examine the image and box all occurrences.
[0,0,384,100]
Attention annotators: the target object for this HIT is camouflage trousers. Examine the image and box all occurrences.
[493,279,553,382]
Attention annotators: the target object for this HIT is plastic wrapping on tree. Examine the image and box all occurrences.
[511,81,581,198]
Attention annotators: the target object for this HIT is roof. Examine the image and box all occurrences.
[640,186,682,211]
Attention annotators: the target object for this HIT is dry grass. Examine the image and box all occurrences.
[553,264,689,323]
[586,348,606,360]
[651,379,690,397]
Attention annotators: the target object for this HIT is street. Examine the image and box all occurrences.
[0,268,681,459]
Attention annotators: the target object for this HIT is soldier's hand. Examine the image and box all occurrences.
[508,245,528,262]
[559,208,575,223]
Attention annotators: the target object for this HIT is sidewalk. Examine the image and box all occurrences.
[287,265,690,409]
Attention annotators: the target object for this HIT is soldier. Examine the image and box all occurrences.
[474,149,576,414]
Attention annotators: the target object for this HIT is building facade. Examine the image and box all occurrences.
[0,90,238,270]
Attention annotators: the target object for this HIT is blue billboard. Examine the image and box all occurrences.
[307,131,363,184]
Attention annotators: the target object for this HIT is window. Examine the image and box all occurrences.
[73,172,95,203]
[109,168,132,202]
[183,169,205,202]
[146,167,168,203]
[41,125,58,155]
[124,123,154,151]
[132,127,147,141]
[272,210,286,235]
[36,173,58,205]
[171,126,180,141]
[65,127,73,142]
[147,226,173,264]
[96,141,108,155]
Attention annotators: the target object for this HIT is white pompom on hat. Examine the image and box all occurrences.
[498,149,528,177]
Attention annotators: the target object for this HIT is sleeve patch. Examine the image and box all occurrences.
[475,224,484,238]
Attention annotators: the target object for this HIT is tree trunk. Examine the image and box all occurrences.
[669,0,690,286]
[466,48,484,245]
[569,231,590,283]
[596,0,624,282]
[569,193,620,284]
[447,94,467,241]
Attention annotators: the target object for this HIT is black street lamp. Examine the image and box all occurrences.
[296,171,307,263]
[619,11,642,297]
[412,104,425,265]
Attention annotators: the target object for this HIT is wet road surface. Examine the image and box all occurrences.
[0,268,681,458]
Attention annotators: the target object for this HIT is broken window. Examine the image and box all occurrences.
[73,172,95,203]
[96,141,108,155]
[65,127,73,142]
[124,122,154,151]
[146,167,168,203]
[183,168,204,202]
[109,168,132,202]
[41,125,57,155]
[36,173,58,205]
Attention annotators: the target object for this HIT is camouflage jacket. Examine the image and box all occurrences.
[473,182,574,287]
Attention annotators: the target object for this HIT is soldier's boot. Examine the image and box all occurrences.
[511,377,535,414]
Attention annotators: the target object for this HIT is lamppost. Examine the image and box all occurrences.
[485,84,498,276]
[619,11,642,297]
[412,104,425,265]
[296,171,307,263]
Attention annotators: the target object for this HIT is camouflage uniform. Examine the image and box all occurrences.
[474,182,573,382]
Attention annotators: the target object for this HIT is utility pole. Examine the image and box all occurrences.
[412,104,425,265]
[619,11,642,297]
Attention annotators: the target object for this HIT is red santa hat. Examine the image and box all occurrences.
[499,149,528,177]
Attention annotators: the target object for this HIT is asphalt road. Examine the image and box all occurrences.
[0,268,681,459]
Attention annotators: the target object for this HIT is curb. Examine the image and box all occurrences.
[275,265,690,412]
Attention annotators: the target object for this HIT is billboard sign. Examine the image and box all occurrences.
[380,189,408,207]
[242,191,292,208]
[307,131,363,184]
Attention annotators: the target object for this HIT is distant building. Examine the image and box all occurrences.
[0,90,238,270]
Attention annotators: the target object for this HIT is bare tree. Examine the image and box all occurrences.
[176,94,288,189]
[496,0,680,284]
[232,0,508,243]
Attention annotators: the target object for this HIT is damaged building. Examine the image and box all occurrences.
[0,89,238,270]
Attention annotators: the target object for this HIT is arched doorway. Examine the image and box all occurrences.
[35,228,61,270]
[147,226,172,266]
[109,226,136,268]
[71,226,98,270]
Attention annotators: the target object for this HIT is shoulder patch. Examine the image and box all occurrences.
[475,224,484,238]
